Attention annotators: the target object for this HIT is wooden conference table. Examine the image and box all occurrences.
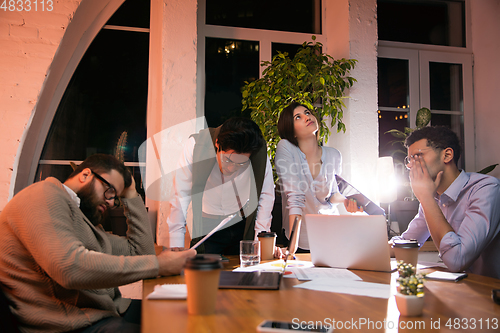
[142,254,500,332]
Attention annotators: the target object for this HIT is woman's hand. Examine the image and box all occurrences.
[344,198,364,213]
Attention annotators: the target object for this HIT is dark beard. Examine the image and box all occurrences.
[77,180,108,226]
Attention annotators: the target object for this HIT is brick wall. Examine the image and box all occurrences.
[0,1,81,210]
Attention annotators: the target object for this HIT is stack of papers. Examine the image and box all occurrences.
[295,278,392,299]
[147,284,187,300]
[233,259,390,299]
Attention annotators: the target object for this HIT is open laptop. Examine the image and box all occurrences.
[306,214,395,272]
[336,175,385,216]
[218,216,300,289]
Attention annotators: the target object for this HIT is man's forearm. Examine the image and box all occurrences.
[419,196,454,249]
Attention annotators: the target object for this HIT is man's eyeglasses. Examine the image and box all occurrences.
[90,170,120,207]
[221,154,250,167]
[404,148,433,169]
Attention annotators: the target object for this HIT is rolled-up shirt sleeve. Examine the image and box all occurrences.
[438,182,500,272]
[253,156,275,238]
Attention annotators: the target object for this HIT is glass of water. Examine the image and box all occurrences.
[240,240,260,267]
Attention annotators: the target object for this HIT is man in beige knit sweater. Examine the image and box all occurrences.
[0,154,196,333]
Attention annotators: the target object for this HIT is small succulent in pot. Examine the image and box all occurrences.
[396,261,425,297]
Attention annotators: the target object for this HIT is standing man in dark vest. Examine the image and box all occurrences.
[164,117,275,255]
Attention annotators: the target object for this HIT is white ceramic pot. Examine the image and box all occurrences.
[395,293,425,316]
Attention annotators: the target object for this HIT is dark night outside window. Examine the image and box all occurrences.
[378,0,465,47]
[36,0,149,186]
[206,0,321,34]
[204,38,260,128]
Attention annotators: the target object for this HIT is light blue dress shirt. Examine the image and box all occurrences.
[395,171,500,279]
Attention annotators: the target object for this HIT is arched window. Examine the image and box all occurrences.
[14,0,150,198]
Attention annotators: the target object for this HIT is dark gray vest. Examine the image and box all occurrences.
[190,126,267,240]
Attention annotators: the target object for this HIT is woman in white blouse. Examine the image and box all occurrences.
[275,102,358,252]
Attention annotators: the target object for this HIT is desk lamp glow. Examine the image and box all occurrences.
[377,156,398,234]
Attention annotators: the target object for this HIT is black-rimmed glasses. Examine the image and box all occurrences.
[90,170,120,207]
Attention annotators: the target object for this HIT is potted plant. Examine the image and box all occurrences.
[395,261,426,316]
[241,36,357,161]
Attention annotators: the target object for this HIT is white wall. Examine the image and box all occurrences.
[471,0,500,178]
[155,0,198,247]
[0,1,82,210]
[325,0,379,199]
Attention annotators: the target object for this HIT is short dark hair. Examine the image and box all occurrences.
[405,126,461,166]
[68,154,132,188]
[277,101,312,146]
[216,117,265,155]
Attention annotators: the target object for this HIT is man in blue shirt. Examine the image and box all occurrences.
[393,126,500,279]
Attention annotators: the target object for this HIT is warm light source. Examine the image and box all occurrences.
[377,156,398,234]
[377,156,397,204]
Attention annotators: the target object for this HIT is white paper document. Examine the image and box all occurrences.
[416,261,448,269]
[190,214,236,250]
[292,267,362,281]
[294,278,391,299]
[146,284,187,300]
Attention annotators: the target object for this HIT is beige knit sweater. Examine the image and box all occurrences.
[0,177,160,333]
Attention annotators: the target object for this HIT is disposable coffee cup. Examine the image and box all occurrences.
[258,231,277,260]
[392,239,420,267]
[184,254,223,315]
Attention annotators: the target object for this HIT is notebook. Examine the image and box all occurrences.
[218,216,300,289]
[306,214,395,272]
[336,175,385,216]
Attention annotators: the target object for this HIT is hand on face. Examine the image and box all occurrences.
[409,154,443,201]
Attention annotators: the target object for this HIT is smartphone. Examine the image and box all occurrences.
[257,320,333,333]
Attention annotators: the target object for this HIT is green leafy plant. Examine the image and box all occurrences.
[478,164,499,174]
[241,36,357,160]
[397,261,425,297]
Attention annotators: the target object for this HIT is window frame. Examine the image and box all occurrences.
[377,47,474,171]
[13,0,128,196]
[196,0,326,120]
[377,0,474,171]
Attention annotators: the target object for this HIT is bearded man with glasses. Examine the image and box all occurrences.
[0,154,195,333]
[162,117,275,255]
[390,126,500,279]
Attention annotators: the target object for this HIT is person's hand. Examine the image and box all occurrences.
[344,198,364,213]
[121,175,139,199]
[273,246,287,259]
[157,248,196,276]
[388,240,395,258]
[409,155,443,202]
